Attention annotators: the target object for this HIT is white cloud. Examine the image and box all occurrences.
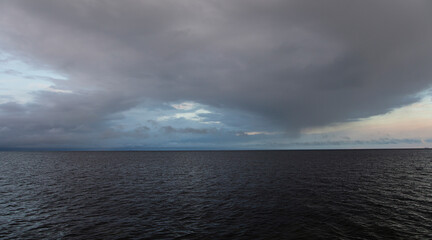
[171,102,196,110]
[237,131,279,136]
[158,108,211,122]
[45,87,73,94]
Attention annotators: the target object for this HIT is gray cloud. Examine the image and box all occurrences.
[162,126,216,135]
[0,0,432,147]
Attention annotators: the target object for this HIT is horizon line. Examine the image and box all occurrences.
[0,147,430,152]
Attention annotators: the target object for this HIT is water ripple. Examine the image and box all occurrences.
[1,150,431,239]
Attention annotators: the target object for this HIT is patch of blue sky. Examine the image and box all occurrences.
[107,100,282,136]
[0,50,68,103]
[0,51,67,80]
[98,99,291,149]
[107,101,222,133]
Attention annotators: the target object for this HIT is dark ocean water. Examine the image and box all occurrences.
[0,150,431,239]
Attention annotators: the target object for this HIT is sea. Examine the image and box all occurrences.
[0,150,431,239]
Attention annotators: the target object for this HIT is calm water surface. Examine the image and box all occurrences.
[0,150,431,239]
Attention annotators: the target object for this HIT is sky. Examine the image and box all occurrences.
[0,0,432,150]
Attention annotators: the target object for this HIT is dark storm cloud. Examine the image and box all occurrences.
[0,90,138,147]
[0,0,432,147]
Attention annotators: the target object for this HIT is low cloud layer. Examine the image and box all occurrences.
[0,0,432,148]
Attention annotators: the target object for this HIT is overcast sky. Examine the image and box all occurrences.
[1,0,432,149]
